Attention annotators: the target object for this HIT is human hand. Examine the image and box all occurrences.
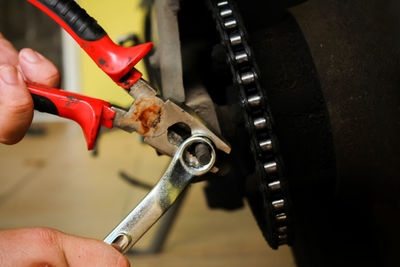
[0,32,60,144]
[0,228,130,266]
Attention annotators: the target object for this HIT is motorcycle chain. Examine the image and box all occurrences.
[208,0,291,248]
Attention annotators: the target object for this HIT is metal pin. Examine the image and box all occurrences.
[217,1,229,7]
[247,94,261,108]
[272,199,285,210]
[240,71,255,85]
[223,18,237,29]
[278,234,288,244]
[268,181,281,192]
[253,117,267,130]
[195,143,212,166]
[229,33,242,45]
[259,139,272,151]
[277,226,288,234]
[264,161,277,174]
[276,213,287,223]
[234,50,248,64]
[220,8,232,17]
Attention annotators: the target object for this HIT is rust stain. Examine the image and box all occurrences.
[67,96,80,102]
[132,98,162,136]
[98,58,106,66]
[66,96,81,107]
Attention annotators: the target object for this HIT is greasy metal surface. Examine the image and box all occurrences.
[150,0,224,136]
[185,85,222,135]
[104,136,216,254]
[113,79,231,156]
[288,1,400,266]
[152,0,185,103]
[230,0,400,265]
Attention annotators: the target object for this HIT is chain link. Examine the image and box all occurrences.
[208,0,291,248]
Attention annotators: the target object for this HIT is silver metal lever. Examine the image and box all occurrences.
[104,135,216,254]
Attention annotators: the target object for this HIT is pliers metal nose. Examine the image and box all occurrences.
[26,0,230,156]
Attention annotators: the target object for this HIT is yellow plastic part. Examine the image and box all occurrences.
[79,0,147,109]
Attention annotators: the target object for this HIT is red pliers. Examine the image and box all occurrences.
[26,0,230,156]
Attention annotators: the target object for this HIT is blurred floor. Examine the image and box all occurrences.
[0,121,295,266]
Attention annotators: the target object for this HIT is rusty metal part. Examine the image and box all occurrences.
[112,79,231,156]
[150,1,223,136]
[195,143,212,166]
[185,85,223,135]
[104,135,216,254]
[151,0,185,103]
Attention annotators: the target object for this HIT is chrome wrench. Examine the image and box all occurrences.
[104,135,216,253]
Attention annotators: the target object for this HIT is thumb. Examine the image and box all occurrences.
[60,232,131,267]
[0,228,130,267]
[0,64,33,144]
[19,48,60,88]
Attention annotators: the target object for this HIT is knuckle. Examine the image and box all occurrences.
[0,38,13,49]
[6,99,33,115]
[44,69,60,87]
[0,40,18,63]
[0,100,33,145]
[31,228,61,248]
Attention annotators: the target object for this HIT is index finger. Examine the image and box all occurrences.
[0,32,19,67]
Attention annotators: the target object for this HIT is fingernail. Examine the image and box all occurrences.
[21,49,40,63]
[0,65,21,85]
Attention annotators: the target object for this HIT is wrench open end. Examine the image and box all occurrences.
[104,136,216,254]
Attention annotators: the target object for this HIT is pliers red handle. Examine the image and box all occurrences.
[28,82,115,150]
[27,0,152,88]
[25,0,151,149]
[25,0,231,156]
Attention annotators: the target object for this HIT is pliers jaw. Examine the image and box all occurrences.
[26,0,231,156]
[113,79,231,157]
